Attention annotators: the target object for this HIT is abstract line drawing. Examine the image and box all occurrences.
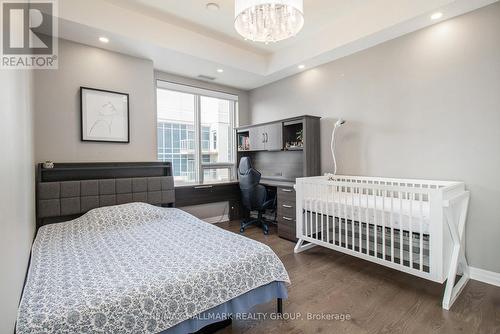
[81,87,129,143]
[89,101,119,135]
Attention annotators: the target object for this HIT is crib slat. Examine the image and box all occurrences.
[316,183,320,241]
[409,192,414,268]
[340,186,344,246]
[373,187,377,257]
[321,184,325,242]
[382,189,386,260]
[320,183,323,241]
[366,189,370,255]
[336,184,340,246]
[332,184,336,245]
[420,189,424,271]
[358,187,362,253]
[324,184,328,243]
[344,186,348,248]
[351,187,355,250]
[311,184,318,239]
[390,190,394,262]
[302,185,306,238]
[325,184,329,243]
[309,186,313,238]
[303,186,306,238]
[399,191,403,266]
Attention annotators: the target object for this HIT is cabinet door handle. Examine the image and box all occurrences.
[194,185,213,189]
[282,216,293,221]
[282,204,293,208]
[280,188,293,193]
[262,133,266,143]
[265,133,268,142]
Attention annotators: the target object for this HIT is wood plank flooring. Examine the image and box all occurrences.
[215,221,500,334]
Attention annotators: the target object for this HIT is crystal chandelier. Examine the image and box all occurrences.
[234,0,304,43]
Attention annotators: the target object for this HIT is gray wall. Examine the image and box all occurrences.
[0,71,35,334]
[34,39,157,162]
[249,3,500,273]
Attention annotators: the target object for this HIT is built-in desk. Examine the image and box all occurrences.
[260,178,295,188]
[175,179,297,241]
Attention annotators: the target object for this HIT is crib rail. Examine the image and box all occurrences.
[295,175,449,281]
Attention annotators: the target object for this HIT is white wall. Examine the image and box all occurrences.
[249,3,500,273]
[0,71,35,334]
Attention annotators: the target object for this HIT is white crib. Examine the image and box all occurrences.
[294,175,470,310]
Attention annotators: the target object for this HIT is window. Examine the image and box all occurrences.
[157,81,238,185]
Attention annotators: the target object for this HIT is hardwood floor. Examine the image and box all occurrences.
[215,221,500,334]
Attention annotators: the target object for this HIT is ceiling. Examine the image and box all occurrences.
[103,0,357,53]
[56,0,498,90]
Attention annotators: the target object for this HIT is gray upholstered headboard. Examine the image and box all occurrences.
[36,162,175,228]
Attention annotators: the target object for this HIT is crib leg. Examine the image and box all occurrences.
[443,261,469,310]
[442,192,470,310]
[294,238,317,253]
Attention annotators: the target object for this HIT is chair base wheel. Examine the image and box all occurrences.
[239,218,273,235]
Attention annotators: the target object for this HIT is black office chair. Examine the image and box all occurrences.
[238,157,277,235]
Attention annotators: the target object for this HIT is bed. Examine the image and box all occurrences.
[17,163,290,333]
[294,175,470,310]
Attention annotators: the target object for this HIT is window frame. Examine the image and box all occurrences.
[156,80,238,185]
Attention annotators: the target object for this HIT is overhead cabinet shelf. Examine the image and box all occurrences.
[236,115,317,152]
[247,123,283,151]
[236,115,320,178]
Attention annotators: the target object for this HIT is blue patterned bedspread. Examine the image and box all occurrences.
[17,203,290,333]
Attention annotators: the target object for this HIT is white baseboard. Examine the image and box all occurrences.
[203,215,230,224]
[469,266,500,287]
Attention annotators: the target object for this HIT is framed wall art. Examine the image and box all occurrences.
[80,87,130,143]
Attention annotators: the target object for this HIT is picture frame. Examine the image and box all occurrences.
[80,87,130,143]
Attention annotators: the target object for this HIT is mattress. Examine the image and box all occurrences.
[303,192,430,234]
[17,203,290,333]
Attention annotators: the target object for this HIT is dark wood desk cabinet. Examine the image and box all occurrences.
[175,183,242,220]
[276,185,297,242]
[237,115,321,242]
